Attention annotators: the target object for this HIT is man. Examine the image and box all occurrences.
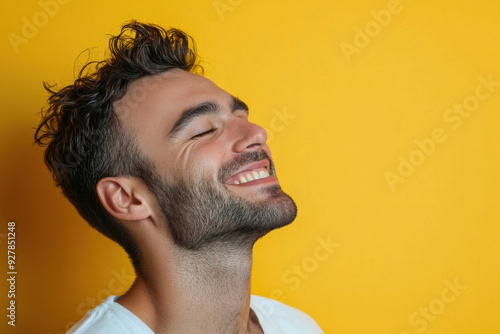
[35,21,323,334]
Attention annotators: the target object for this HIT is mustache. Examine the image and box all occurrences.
[218,150,275,182]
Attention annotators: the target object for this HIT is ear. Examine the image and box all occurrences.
[96,177,151,221]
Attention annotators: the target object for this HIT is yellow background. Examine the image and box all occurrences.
[1,0,499,333]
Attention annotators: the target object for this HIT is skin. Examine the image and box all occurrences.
[96,69,287,333]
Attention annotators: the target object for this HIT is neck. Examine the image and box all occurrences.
[117,237,263,334]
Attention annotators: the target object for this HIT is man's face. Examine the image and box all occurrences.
[115,69,297,249]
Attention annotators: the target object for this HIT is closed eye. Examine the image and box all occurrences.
[192,128,217,139]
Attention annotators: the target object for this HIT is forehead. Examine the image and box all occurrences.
[114,69,230,139]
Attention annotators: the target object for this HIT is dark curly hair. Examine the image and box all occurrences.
[34,21,203,273]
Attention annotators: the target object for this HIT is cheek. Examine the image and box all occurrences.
[178,141,228,181]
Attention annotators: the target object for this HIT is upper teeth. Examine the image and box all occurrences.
[234,170,270,184]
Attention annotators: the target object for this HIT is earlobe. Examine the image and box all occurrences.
[96,177,151,221]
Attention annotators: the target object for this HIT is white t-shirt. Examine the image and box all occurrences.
[67,295,324,334]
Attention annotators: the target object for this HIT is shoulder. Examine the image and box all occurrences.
[66,296,154,334]
[250,295,324,334]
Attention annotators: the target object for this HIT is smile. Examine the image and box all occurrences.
[224,160,275,185]
[232,168,270,184]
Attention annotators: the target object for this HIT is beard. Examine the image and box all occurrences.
[147,150,297,250]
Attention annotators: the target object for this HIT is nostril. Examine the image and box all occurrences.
[246,142,261,150]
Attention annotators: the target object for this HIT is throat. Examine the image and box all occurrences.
[128,241,258,333]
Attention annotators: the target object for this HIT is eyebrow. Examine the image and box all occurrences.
[169,96,249,135]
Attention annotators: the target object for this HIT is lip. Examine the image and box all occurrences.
[223,159,270,185]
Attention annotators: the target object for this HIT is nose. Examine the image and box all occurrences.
[231,118,268,153]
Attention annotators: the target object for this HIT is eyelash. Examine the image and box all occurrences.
[192,128,217,139]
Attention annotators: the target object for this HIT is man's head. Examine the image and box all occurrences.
[35,21,296,274]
